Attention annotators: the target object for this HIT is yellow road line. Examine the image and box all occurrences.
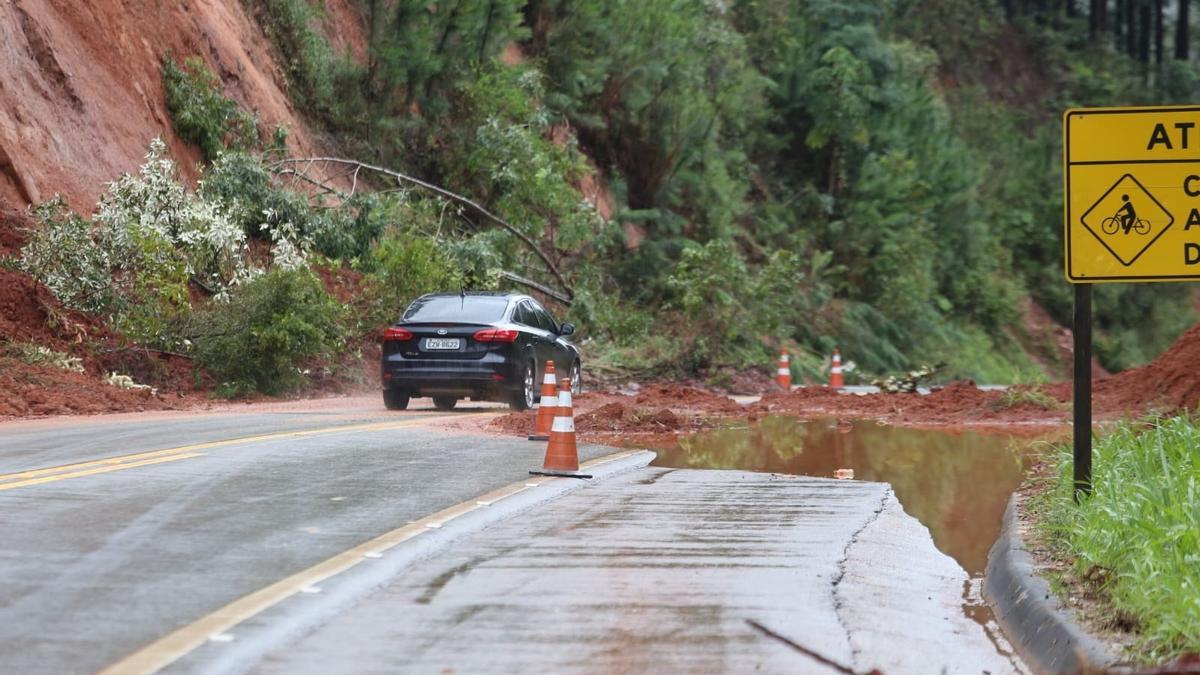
[0,453,207,492]
[0,416,466,488]
[98,449,647,675]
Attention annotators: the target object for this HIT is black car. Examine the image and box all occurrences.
[380,292,581,411]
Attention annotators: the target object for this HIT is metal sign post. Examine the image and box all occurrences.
[1072,284,1092,499]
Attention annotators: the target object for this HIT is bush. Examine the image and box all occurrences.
[163,56,258,161]
[360,229,463,327]
[191,268,344,395]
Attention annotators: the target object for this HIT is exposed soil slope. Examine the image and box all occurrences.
[0,0,365,211]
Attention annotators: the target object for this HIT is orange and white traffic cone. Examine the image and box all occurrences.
[528,361,559,441]
[530,377,592,479]
[829,348,845,388]
[776,350,791,390]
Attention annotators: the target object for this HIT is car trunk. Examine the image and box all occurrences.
[385,323,498,360]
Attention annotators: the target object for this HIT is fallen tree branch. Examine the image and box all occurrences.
[499,271,572,306]
[269,157,573,301]
[745,619,880,675]
[96,345,194,360]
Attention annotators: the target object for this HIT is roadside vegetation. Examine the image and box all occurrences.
[1032,416,1200,662]
[8,0,1200,397]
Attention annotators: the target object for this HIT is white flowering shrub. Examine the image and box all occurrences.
[95,138,248,289]
[20,197,116,314]
[20,139,319,348]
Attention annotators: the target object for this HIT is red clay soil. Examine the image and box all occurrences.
[0,202,28,255]
[748,382,1068,427]
[0,264,204,419]
[1046,322,1200,417]
[0,0,365,210]
[488,386,736,438]
[633,383,744,414]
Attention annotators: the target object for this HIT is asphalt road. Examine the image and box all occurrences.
[0,399,615,675]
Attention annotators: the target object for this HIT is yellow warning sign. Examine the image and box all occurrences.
[1065,106,1200,282]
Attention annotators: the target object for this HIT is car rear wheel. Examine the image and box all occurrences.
[383,389,409,411]
[509,361,535,411]
[432,396,458,411]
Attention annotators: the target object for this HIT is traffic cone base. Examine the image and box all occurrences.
[528,361,560,441]
[531,378,591,479]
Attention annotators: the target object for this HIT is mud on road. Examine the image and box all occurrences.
[490,319,1200,445]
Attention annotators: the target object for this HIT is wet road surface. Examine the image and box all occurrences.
[251,469,1024,674]
[0,400,614,674]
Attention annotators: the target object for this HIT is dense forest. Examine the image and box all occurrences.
[18,0,1200,393]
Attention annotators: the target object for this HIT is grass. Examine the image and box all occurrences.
[990,386,1063,411]
[1034,415,1200,662]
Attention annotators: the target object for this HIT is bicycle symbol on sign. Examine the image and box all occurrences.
[1101,194,1151,235]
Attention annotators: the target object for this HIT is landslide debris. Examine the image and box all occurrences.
[0,203,200,419]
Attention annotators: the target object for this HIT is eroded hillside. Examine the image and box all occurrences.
[0,0,363,211]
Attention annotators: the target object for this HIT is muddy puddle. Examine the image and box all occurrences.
[650,416,1049,667]
[651,416,1036,576]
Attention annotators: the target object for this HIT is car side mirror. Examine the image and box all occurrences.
[559,322,576,336]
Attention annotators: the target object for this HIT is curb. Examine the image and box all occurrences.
[983,494,1119,675]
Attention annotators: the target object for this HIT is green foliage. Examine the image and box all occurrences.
[20,196,117,315]
[447,66,606,252]
[1037,417,1200,661]
[232,0,1199,383]
[20,141,246,348]
[360,228,463,327]
[6,343,85,373]
[200,152,394,262]
[362,0,527,120]
[536,0,765,238]
[163,56,259,161]
[242,0,354,121]
[992,386,1061,411]
[192,268,344,395]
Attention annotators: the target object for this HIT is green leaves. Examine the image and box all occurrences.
[162,56,259,161]
[192,268,344,396]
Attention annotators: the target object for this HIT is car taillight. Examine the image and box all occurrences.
[384,327,413,341]
[473,328,518,343]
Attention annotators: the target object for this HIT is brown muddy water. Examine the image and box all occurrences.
[650,416,1041,577]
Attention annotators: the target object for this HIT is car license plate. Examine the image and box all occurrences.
[425,338,460,350]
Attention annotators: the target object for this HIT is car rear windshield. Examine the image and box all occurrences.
[402,296,510,323]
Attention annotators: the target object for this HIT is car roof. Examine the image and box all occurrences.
[416,291,531,302]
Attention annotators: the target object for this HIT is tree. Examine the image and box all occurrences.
[1177,0,1190,60]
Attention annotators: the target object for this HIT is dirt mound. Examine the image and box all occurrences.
[633,383,741,413]
[1045,322,1200,417]
[0,268,107,350]
[0,361,187,418]
[0,200,203,418]
[575,402,691,433]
